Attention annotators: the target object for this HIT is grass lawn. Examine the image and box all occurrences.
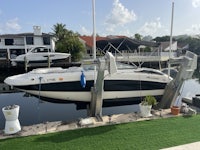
[1,115,200,150]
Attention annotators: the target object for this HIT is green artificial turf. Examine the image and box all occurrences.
[1,115,200,150]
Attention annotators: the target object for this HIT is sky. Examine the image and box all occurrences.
[0,0,200,38]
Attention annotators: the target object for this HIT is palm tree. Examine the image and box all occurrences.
[52,23,66,41]
[52,23,86,61]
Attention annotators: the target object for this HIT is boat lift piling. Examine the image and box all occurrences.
[90,59,106,120]
[24,56,29,72]
[47,55,52,68]
[157,51,197,109]
[87,52,117,120]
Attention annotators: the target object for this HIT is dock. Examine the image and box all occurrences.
[0,83,17,93]
[0,57,81,71]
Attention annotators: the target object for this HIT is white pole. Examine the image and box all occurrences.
[92,0,96,84]
[168,2,174,77]
[92,0,96,60]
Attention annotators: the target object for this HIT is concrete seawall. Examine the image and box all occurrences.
[0,109,180,140]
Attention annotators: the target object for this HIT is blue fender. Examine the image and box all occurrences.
[80,71,86,88]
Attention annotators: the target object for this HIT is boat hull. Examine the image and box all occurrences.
[4,66,171,104]
[11,46,70,66]
[14,79,167,103]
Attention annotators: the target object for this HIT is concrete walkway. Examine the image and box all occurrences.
[161,141,200,150]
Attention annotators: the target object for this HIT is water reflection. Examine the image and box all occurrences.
[0,92,139,129]
[0,93,86,129]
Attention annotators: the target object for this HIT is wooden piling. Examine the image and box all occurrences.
[24,56,28,72]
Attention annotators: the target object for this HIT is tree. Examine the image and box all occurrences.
[144,46,151,52]
[52,23,86,61]
[134,33,142,40]
[52,23,66,41]
[153,36,171,42]
[176,36,200,55]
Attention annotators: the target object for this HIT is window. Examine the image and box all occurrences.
[32,47,49,53]
[26,36,33,45]
[10,49,25,59]
[87,49,91,54]
[5,39,14,45]
[0,49,7,58]
[43,37,50,45]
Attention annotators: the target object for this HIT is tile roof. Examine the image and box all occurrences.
[79,35,128,48]
[79,36,108,47]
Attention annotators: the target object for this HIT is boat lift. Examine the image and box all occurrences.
[157,51,197,109]
[84,52,117,120]
[86,50,197,120]
[156,2,198,109]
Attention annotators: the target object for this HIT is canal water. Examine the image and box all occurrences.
[0,79,199,130]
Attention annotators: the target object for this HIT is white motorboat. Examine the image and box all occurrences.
[4,52,172,104]
[11,46,70,66]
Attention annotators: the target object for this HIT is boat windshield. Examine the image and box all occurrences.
[82,65,95,71]
[82,62,135,71]
[116,62,136,69]
[30,47,49,53]
[135,69,164,75]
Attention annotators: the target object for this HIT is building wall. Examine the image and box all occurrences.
[162,41,178,51]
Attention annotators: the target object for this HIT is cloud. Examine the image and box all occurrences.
[5,18,21,31]
[80,25,91,35]
[0,18,21,34]
[105,0,136,32]
[192,0,200,8]
[186,24,200,34]
[138,18,162,36]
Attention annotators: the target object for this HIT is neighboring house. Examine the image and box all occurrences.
[79,35,157,58]
[79,36,189,61]
[79,35,108,58]
[159,41,178,57]
[0,26,55,61]
[160,41,177,51]
[159,41,189,57]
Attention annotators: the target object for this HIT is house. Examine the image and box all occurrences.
[79,35,108,58]
[0,26,55,62]
[79,35,161,57]
[159,41,189,57]
[160,41,177,51]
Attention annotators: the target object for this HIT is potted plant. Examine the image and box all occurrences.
[139,95,157,117]
[171,96,181,115]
